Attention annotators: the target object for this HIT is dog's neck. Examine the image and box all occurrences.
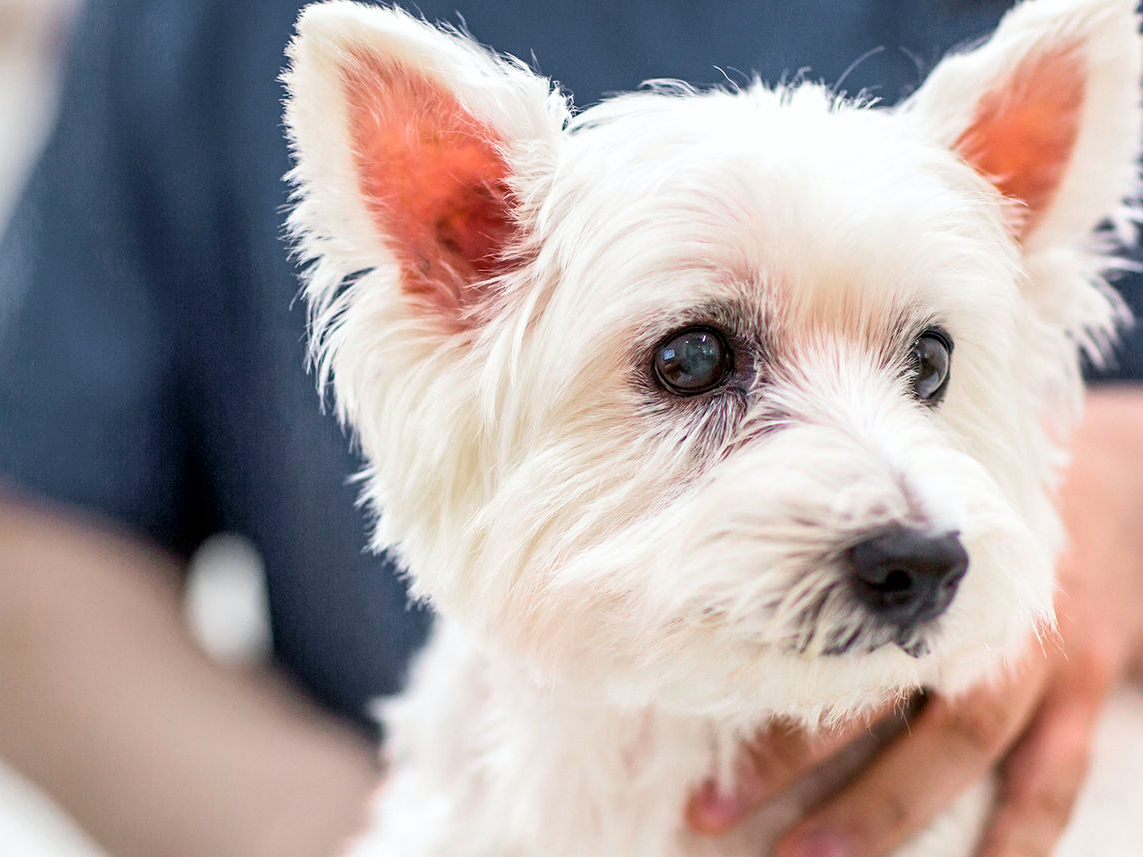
[376,616,906,855]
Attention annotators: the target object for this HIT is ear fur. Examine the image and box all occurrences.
[904,0,1142,251]
[283,2,568,327]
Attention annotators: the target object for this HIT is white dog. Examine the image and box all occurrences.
[283,1,1143,854]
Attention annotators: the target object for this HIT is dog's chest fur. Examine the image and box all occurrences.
[344,620,993,857]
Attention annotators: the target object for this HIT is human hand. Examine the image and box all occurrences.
[686,387,1143,857]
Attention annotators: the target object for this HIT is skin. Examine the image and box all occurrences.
[0,387,1139,857]
[687,386,1143,857]
[0,496,379,857]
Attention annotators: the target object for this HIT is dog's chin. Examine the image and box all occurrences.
[778,611,941,661]
[817,624,936,660]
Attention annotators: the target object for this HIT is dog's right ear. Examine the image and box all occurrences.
[903,0,1141,253]
[284,3,567,329]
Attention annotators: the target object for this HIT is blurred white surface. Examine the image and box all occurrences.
[0,763,107,857]
[1057,686,1143,857]
[185,533,273,667]
[0,0,75,224]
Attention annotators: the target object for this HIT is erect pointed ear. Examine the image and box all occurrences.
[283,2,568,326]
[904,0,1142,250]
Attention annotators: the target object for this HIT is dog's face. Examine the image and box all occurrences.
[285,0,1140,720]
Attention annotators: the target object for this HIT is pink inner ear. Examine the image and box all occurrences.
[343,51,515,320]
[955,44,1085,240]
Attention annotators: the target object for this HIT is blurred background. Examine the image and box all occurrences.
[0,2,103,853]
[1,6,270,851]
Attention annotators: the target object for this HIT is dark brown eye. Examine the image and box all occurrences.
[653,327,732,395]
[911,329,952,403]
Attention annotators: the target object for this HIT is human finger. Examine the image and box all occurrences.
[686,706,893,836]
[976,664,1108,857]
[772,667,1047,857]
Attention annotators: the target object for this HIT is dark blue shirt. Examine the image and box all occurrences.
[2,0,1139,734]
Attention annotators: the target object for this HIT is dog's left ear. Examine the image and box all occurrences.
[905,0,1141,251]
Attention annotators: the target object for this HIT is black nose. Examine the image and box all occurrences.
[846,526,968,627]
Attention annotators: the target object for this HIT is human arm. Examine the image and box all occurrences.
[0,494,379,857]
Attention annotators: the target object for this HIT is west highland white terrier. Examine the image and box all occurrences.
[283,0,1143,854]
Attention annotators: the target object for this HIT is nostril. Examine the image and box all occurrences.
[868,567,914,595]
[853,563,918,611]
[858,564,913,592]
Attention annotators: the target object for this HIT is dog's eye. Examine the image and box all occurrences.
[653,327,732,395]
[910,329,952,403]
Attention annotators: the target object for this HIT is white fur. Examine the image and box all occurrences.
[282,1,1143,854]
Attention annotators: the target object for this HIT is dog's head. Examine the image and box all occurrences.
[284,0,1140,720]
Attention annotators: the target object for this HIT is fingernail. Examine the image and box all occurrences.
[797,831,851,857]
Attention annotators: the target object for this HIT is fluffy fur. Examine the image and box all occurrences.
[282,1,1143,854]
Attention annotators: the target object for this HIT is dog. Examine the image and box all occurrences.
[283,1,1143,854]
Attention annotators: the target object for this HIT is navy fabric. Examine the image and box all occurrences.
[1,0,1139,734]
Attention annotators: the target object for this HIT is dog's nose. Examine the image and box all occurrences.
[846,526,968,627]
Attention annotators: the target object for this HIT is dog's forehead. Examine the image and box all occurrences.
[547,84,1019,342]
